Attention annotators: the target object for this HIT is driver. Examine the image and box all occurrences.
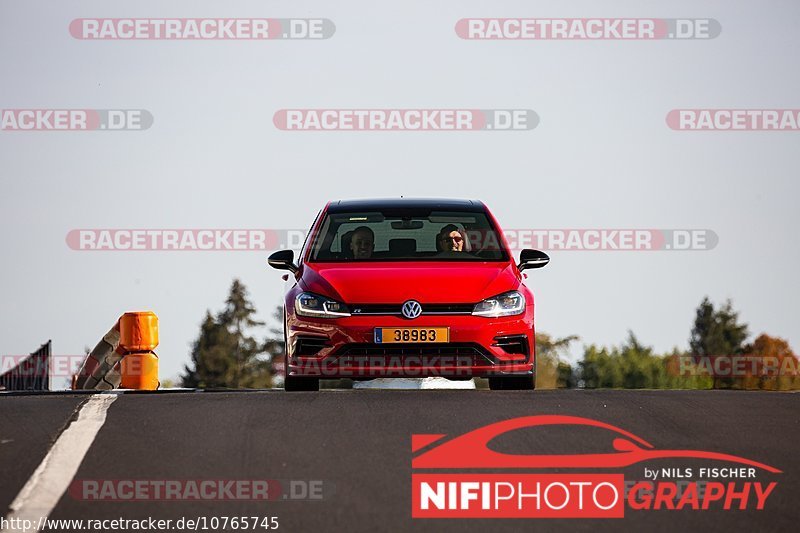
[436,224,466,252]
[350,226,375,259]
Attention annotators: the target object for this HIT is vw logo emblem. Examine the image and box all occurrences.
[401,300,422,319]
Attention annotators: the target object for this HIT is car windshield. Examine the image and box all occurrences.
[308,209,509,262]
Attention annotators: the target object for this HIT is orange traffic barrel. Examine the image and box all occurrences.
[119,311,159,390]
[120,352,159,390]
[119,311,159,352]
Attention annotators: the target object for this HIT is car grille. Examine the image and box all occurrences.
[349,303,474,316]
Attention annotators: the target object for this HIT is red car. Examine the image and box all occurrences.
[268,198,549,391]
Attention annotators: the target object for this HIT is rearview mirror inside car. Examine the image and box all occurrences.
[518,249,550,271]
[268,250,299,274]
[390,220,424,230]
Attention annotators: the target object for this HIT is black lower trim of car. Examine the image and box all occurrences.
[294,335,329,356]
[492,334,530,359]
[331,343,496,365]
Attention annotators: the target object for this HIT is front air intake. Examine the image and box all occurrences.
[493,335,530,357]
[294,336,329,356]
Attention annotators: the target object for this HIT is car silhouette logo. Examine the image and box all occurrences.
[411,415,782,472]
[402,300,423,319]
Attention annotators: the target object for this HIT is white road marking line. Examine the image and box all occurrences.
[3,394,118,532]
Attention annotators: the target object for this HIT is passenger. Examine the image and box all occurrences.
[436,224,465,252]
[349,226,375,259]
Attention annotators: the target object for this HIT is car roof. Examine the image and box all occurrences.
[326,198,485,213]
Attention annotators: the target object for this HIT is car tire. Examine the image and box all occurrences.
[488,375,535,390]
[284,376,320,392]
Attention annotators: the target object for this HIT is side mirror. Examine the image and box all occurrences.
[268,250,298,274]
[518,249,549,271]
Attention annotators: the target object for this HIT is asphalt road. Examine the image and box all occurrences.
[1,390,797,532]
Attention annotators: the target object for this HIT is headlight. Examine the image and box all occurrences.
[295,292,351,318]
[472,291,526,317]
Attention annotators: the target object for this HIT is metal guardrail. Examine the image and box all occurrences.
[0,340,52,391]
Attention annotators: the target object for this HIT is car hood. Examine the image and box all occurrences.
[299,262,521,303]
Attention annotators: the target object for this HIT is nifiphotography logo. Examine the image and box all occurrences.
[411,415,780,519]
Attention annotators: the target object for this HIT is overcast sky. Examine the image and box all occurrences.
[1,1,798,387]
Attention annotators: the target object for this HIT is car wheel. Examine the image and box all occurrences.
[489,375,535,390]
[284,376,320,392]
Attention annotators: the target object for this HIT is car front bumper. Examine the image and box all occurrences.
[286,311,535,379]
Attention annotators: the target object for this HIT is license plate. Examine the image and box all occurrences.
[374,327,449,344]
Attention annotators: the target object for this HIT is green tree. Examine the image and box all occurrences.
[263,306,287,386]
[580,344,622,388]
[535,333,578,389]
[182,280,272,388]
[619,332,656,388]
[689,297,749,389]
[689,297,748,356]
[182,311,232,388]
[579,332,670,389]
